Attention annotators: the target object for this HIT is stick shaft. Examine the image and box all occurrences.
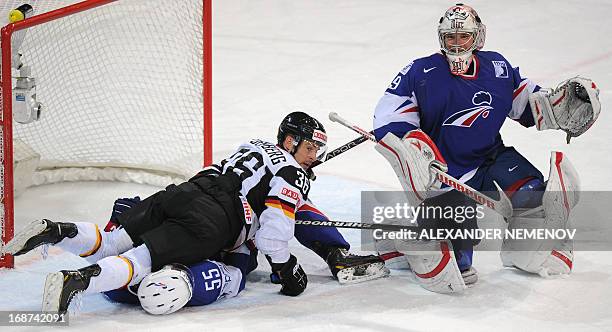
[311,134,368,168]
[328,112,512,218]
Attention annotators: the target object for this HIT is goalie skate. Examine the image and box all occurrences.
[326,248,390,284]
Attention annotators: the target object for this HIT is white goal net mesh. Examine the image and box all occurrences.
[2,0,204,182]
[0,0,206,263]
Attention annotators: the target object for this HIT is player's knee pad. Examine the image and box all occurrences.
[501,152,578,277]
[395,239,466,293]
[508,177,545,209]
[138,264,193,315]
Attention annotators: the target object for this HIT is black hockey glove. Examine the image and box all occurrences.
[104,196,141,232]
[268,254,307,296]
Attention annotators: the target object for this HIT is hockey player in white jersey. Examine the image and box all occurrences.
[3,112,386,314]
[371,3,600,293]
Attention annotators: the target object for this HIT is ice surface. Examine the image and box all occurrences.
[1,1,612,331]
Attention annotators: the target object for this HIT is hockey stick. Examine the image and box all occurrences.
[295,219,432,262]
[295,219,419,231]
[296,218,408,263]
[328,112,513,218]
[310,133,370,169]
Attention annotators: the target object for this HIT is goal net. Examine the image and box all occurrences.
[0,0,211,268]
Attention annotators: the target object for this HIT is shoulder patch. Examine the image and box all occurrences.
[400,61,414,75]
[492,60,509,78]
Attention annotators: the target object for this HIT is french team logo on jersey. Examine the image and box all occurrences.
[443,91,494,128]
[492,61,508,78]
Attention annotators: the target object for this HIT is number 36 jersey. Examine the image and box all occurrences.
[200,139,311,264]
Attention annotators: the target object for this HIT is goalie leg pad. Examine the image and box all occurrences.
[543,152,580,226]
[501,209,554,274]
[500,209,574,276]
[375,130,447,206]
[501,152,578,276]
[395,239,467,293]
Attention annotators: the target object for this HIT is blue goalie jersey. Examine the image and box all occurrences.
[373,51,541,181]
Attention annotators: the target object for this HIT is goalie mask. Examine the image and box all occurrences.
[438,3,486,75]
[277,111,328,161]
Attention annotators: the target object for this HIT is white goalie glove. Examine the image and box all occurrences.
[529,77,601,142]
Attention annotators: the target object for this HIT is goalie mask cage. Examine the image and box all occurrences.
[0,0,213,268]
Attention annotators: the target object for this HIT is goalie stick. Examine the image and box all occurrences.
[328,112,513,219]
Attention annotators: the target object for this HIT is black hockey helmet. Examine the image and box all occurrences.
[277,111,327,160]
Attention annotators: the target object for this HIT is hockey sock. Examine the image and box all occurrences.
[85,244,151,294]
[56,223,134,262]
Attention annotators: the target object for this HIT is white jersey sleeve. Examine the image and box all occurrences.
[256,168,307,263]
[212,139,309,264]
[507,66,541,127]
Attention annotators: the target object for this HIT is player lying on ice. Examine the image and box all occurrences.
[2,112,388,314]
[100,195,375,315]
[371,3,600,293]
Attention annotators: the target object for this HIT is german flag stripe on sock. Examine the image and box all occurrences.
[265,196,296,219]
[118,256,134,288]
[80,224,102,257]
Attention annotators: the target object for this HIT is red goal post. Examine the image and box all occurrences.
[0,0,213,268]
